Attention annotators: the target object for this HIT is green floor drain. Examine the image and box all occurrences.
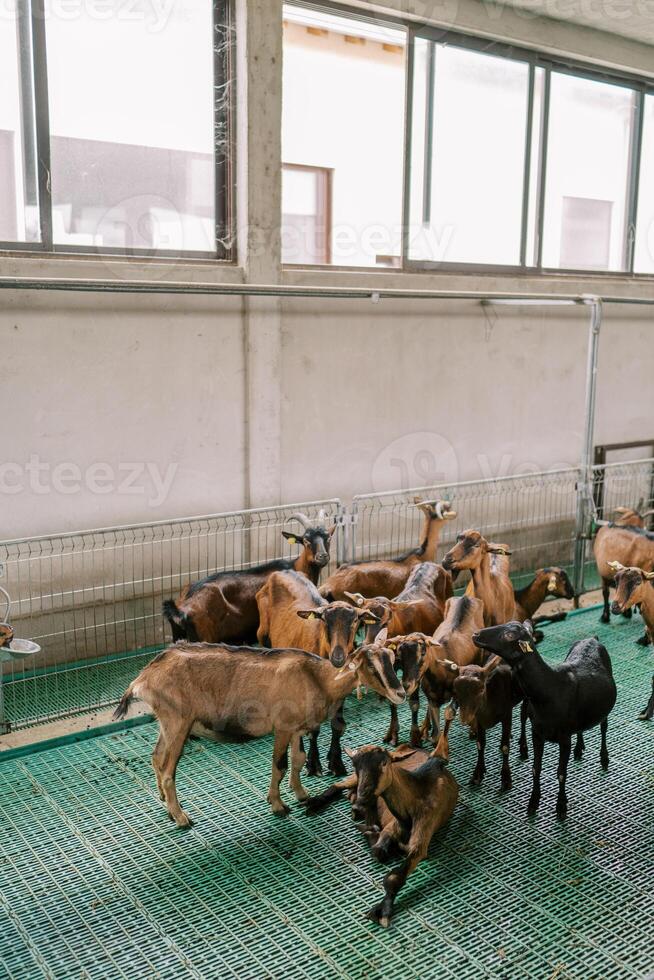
[1,607,652,979]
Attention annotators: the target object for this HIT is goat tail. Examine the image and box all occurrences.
[162,599,195,641]
[113,683,136,721]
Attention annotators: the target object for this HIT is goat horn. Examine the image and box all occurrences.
[641,509,654,518]
[607,560,626,571]
[344,591,366,607]
[286,512,311,530]
[645,569,654,579]
[613,507,629,514]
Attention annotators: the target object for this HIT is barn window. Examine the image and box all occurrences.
[634,94,654,274]
[281,164,332,264]
[0,0,232,258]
[282,4,407,267]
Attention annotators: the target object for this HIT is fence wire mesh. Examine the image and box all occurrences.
[352,469,581,589]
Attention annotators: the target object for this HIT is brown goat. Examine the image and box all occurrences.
[162,511,336,645]
[343,561,453,642]
[442,531,514,626]
[594,523,654,626]
[113,635,405,823]
[608,560,654,720]
[320,499,456,601]
[612,504,654,527]
[305,744,458,927]
[0,623,14,648]
[256,570,379,775]
[384,595,486,747]
[513,567,575,621]
[435,657,523,791]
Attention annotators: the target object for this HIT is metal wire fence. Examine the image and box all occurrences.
[0,500,342,730]
[352,468,581,589]
[2,459,653,733]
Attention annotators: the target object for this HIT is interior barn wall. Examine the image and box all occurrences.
[1,291,246,541]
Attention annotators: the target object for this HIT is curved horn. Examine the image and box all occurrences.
[644,569,654,579]
[607,560,626,572]
[641,509,654,519]
[344,591,366,607]
[286,512,311,530]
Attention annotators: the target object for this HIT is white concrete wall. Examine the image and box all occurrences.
[2,0,654,545]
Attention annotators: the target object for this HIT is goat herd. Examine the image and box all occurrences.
[115,499,654,927]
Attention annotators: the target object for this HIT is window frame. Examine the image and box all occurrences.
[0,0,234,262]
[405,23,653,277]
[284,0,654,278]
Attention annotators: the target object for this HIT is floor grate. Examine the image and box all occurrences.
[0,607,652,979]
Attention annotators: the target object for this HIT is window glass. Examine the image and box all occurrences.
[282,5,406,267]
[635,95,654,274]
[409,43,529,265]
[542,73,635,271]
[0,9,39,242]
[282,165,331,264]
[45,0,216,252]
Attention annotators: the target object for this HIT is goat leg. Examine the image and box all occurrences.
[301,773,358,815]
[158,719,193,828]
[599,718,610,770]
[527,731,545,817]
[518,701,529,760]
[409,691,422,748]
[555,736,571,820]
[367,826,429,929]
[636,632,651,647]
[383,704,400,746]
[289,734,309,802]
[470,728,487,786]
[573,731,585,761]
[305,729,323,776]
[267,731,292,816]
[500,715,512,792]
[600,579,611,624]
[637,674,654,721]
[371,817,404,864]
[434,701,456,760]
[327,701,347,777]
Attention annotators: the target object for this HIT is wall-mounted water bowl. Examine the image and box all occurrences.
[0,634,41,663]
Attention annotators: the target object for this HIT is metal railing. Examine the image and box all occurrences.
[2,458,653,734]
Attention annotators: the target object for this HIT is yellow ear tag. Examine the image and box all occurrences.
[519,641,534,653]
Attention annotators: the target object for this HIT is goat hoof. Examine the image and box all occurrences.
[637,710,652,721]
[519,747,529,761]
[382,732,399,746]
[328,759,347,778]
[527,797,540,817]
[600,612,610,624]
[175,812,194,828]
[500,778,512,793]
[269,799,290,816]
[556,801,568,820]
[409,733,423,749]
[600,754,609,771]
[573,748,584,761]
[636,635,651,647]
[306,760,323,777]
[469,773,485,787]
[366,904,391,929]
[622,608,633,620]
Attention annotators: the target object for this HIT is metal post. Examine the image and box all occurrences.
[573,297,603,600]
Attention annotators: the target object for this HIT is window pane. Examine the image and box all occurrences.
[542,73,634,271]
[0,9,39,242]
[635,95,654,274]
[282,5,406,267]
[282,165,331,264]
[45,1,217,252]
[409,44,529,265]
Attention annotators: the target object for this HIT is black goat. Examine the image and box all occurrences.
[473,621,617,820]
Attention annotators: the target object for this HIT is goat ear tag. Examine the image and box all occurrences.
[519,640,534,653]
[348,662,357,671]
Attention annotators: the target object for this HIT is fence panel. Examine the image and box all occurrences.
[591,458,654,523]
[0,499,342,730]
[352,469,582,589]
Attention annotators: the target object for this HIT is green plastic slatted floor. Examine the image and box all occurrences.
[1,606,652,980]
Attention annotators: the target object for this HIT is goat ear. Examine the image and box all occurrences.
[328,525,337,538]
[297,609,322,620]
[282,531,301,544]
[344,747,358,760]
[376,627,389,646]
